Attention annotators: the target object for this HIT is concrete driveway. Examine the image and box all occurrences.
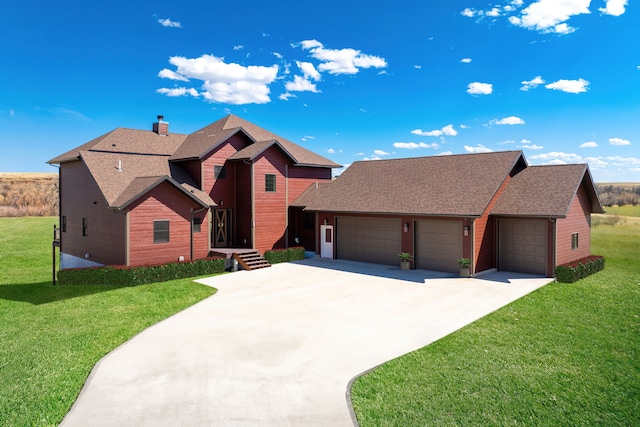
[61,258,551,427]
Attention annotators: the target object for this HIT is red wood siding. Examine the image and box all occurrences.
[475,175,511,273]
[128,182,207,266]
[253,148,289,253]
[59,160,126,266]
[287,166,332,204]
[556,185,591,266]
[201,133,251,208]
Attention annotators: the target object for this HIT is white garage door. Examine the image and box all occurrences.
[416,220,462,273]
[336,216,401,266]
[499,219,547,275]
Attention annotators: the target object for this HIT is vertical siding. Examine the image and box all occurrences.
[556,185,591,266]
[253,148,289,253]
[475,175,511,273]
[59,160,126,266]
[128,182,205,266]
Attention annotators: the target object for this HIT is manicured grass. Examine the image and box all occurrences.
[0,217,217,426]
[351,219,640,426]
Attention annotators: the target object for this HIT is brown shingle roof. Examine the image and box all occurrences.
[491,164,604,217]
[296,151,526,216]
[80,151,214,209]
[48,128,187,164]
[171,114,341,168]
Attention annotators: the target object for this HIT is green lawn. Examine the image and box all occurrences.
[602,204,640,217]
[351,219,640,426]
[0,217,217,426]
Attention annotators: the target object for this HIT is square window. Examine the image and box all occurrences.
[571,232,579,250]
[154,220,170,243]
[265,174,276,192]
[214,165,226,179]
[82,218,88,237]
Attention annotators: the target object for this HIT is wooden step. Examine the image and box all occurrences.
[233,251,271,271]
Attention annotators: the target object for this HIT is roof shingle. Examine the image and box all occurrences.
[296,151,526,216]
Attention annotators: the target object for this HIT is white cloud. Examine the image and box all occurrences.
[580,141,598,148]
[467,82,493,95]
[438,151,454,156]
[599,0,628,16]
[156,87,199,97]
[296,61,321,81]
[233,45,243,50]
[393,142,440,149]
[521,144,544,150]
[520,75,545,91]
[499,140,516,145]
[493,116,525,125]
[464,144,493,153]
[605,156,640,165]
[461,8,477,17]
[158,68,189,82]
[547,159,568,165]
[411,124,457,137]
[583,157,609,168]
[520,139,531,143]
[157,18,181,28]
[158,54,279,105]
[374,149,390,156]
[279,92,296,101]
[486,7,502,17]
[609,137,631,146]
[414,65,422,69]
[461,58,472,63]
[299,39,387,75]
[509,0,590,33]
[285,75,320,93]
[327,148,336,154]
[545,78,590,93]
[530,152,582,162]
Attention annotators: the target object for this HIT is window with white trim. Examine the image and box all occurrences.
[571,232,579,250]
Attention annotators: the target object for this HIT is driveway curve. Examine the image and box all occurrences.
[61,258,550,426]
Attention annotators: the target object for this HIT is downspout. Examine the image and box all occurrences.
[125,211,130,266]
[551,217,557,280]
[243,160,255,249]
[470,218,476,276]
[285,164,289,248]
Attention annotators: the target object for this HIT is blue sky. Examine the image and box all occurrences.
[1,0,638,182]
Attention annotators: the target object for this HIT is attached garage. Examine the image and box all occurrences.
[336,216,401,266]
[498,219,547,275]
[415,220,462,273]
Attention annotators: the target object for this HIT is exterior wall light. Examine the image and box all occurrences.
[404,223,409,232]
[464,226,469,237]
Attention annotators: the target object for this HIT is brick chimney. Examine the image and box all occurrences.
[153,115,169,136]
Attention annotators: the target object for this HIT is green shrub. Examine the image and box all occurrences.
[264,246,306,264]
[57,257,225,286]
[555,255,605,283]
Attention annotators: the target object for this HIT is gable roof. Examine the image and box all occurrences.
[79,150,214,209]
[295,151,526,217]
[491,164,604,217]
[170,114,341,168]
[48,128,187,164]
[48,115,338,211]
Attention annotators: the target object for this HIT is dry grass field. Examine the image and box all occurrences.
[0,172,58,217]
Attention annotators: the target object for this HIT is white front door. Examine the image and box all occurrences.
[320,225,333,258]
